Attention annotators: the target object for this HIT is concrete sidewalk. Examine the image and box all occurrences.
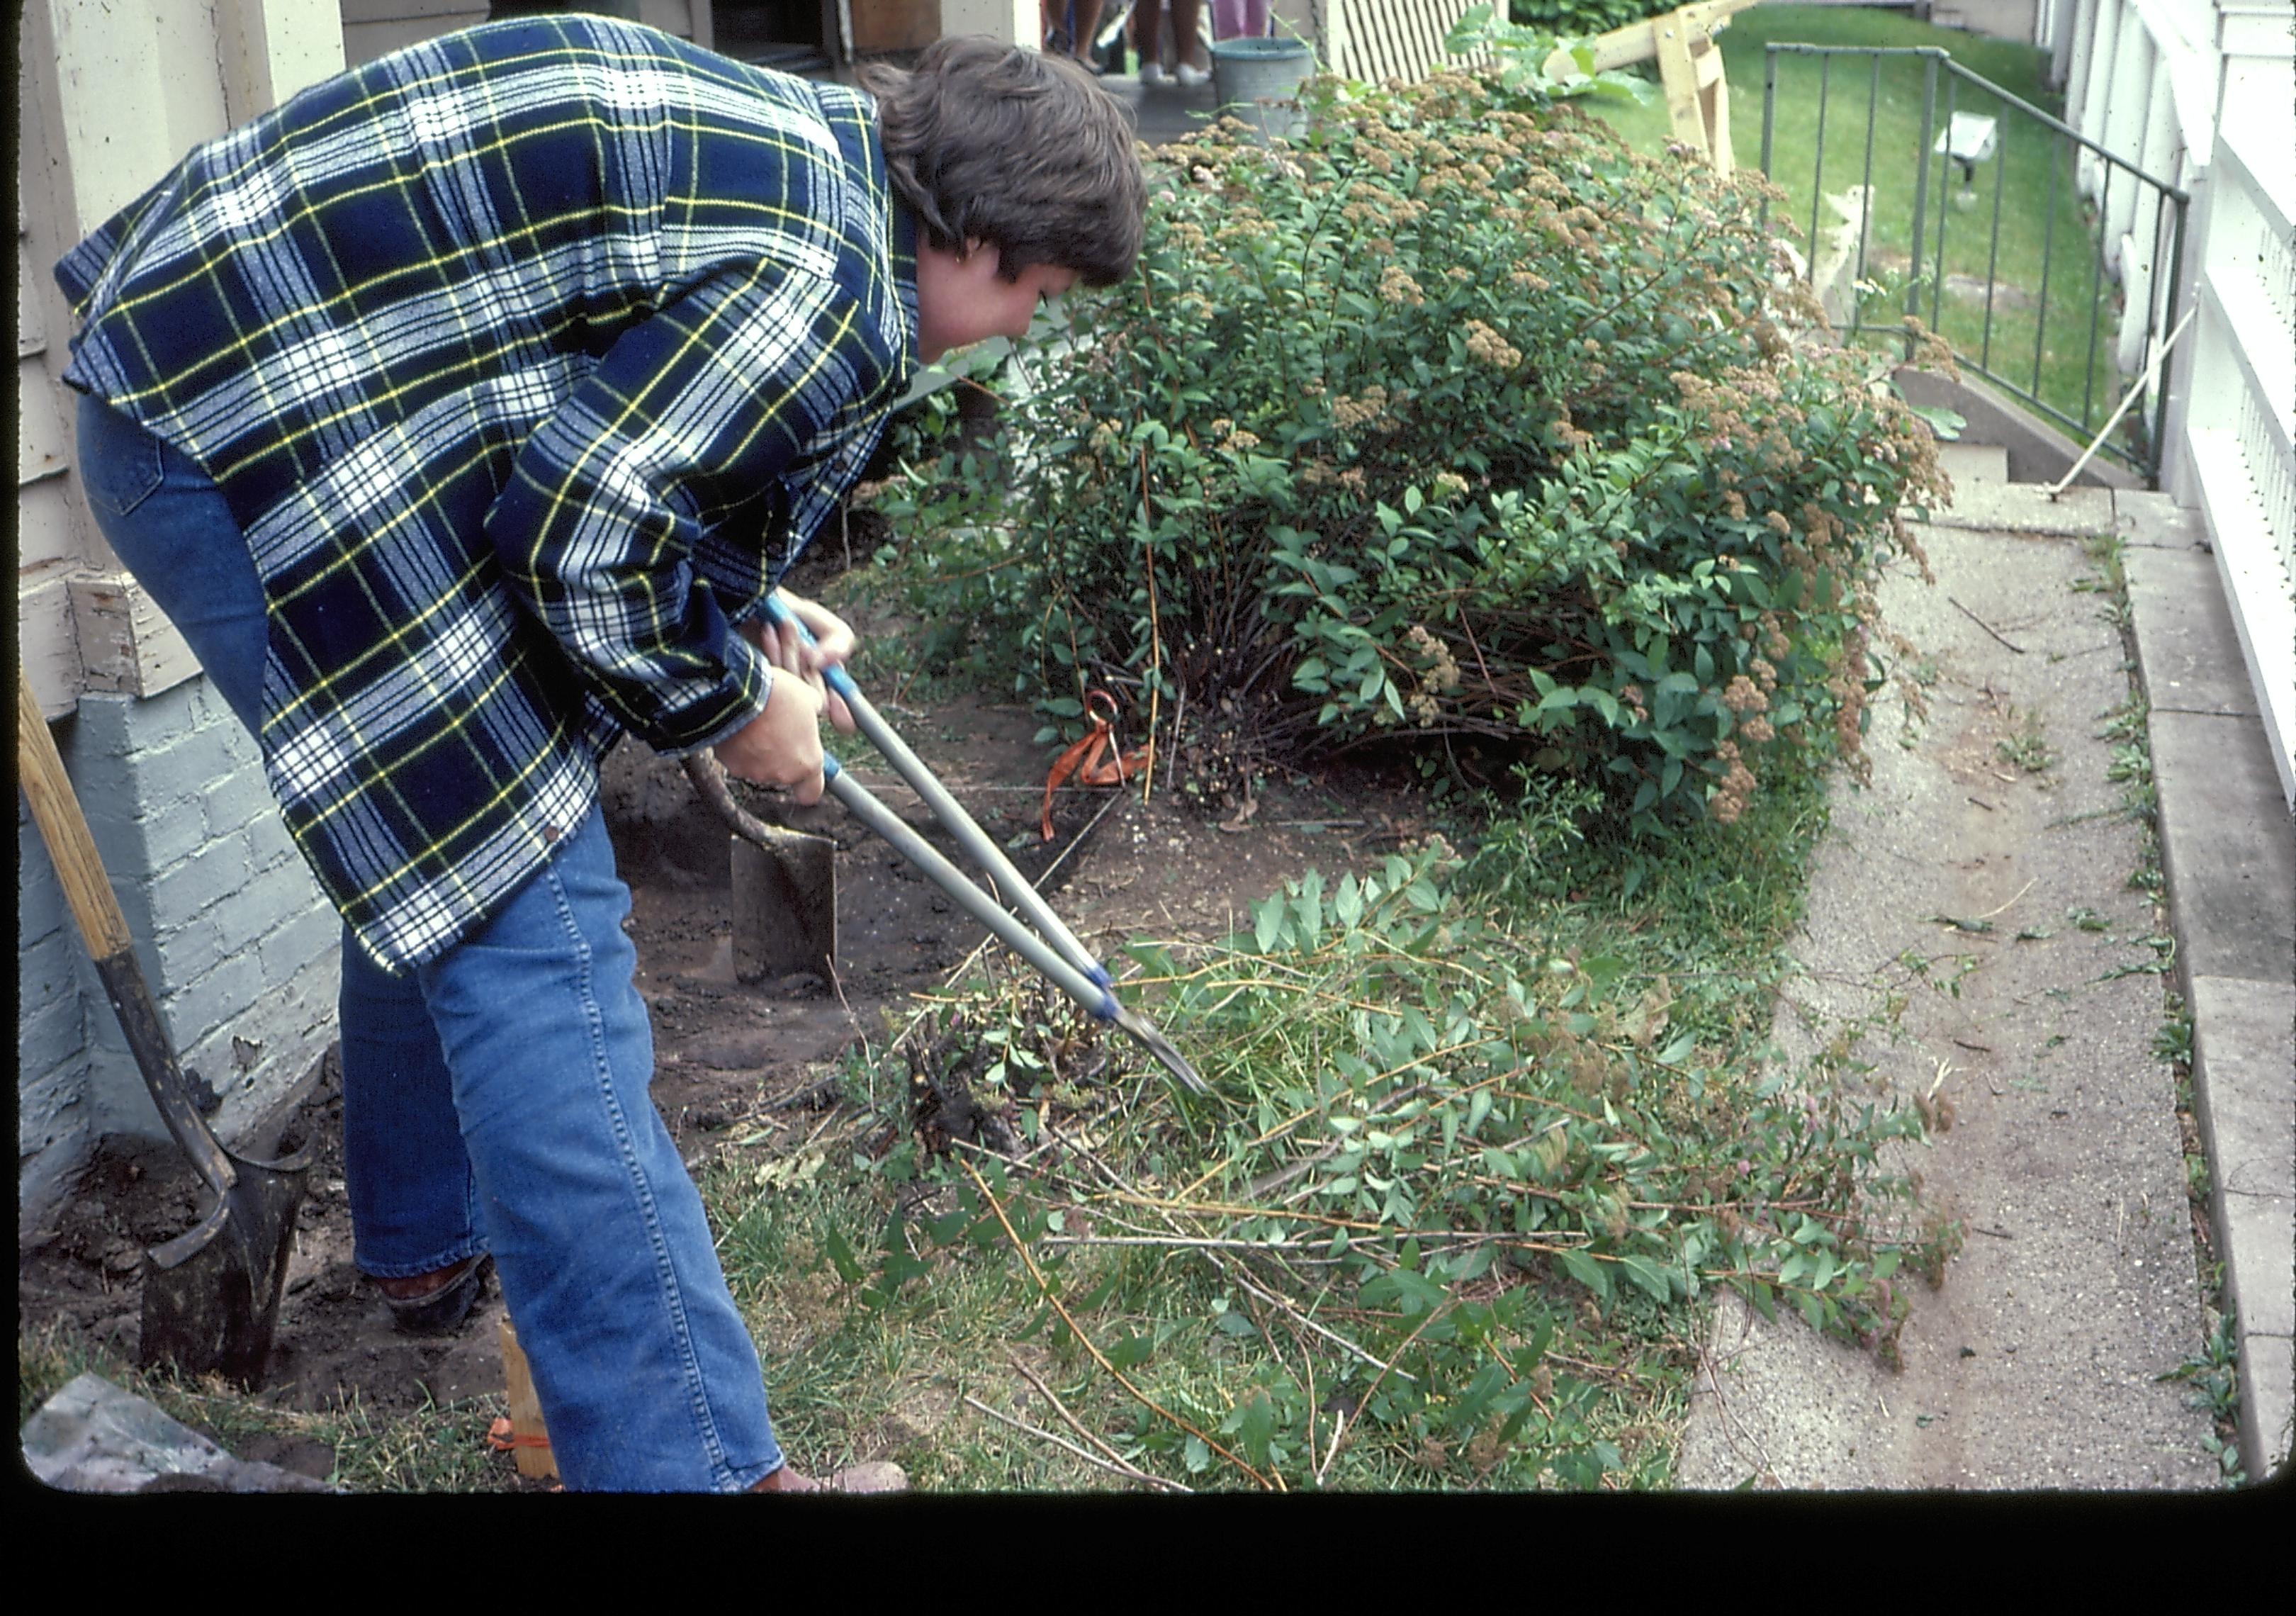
[1675,465,2292,1488]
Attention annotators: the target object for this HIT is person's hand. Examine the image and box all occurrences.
[712,593,861,805]
[711,663,828,804]
[740,591,857,736]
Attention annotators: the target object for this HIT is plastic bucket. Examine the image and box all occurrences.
[1210,37,1314,144]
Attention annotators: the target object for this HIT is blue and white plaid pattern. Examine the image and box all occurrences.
[57,16,918,970]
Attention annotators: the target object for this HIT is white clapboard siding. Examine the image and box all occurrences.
[2183,107,2295,806]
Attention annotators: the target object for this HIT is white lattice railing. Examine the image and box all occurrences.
[1315,0,1487,85]
[2183,107,2295,806]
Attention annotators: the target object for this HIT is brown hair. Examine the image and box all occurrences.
[863,37,1144,286]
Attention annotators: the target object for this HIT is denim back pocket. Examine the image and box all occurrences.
[77,401,171,520]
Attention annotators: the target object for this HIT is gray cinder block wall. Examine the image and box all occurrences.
[17,676,338,1228]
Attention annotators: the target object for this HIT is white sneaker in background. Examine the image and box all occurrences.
[1175,62,1209,87]
[1139,60,1167,85]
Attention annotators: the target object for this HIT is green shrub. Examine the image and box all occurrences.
[881,65,1947,830]
[1508,0,1680,39]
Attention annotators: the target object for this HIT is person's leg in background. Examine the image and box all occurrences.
[1211,0,1271,40]
[1071,1,1107,68]
[1132,0,1206,84]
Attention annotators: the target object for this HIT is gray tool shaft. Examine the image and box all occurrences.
[823,758,1116,1017]
[769,595,1113,989]
[767,595,1207,1096]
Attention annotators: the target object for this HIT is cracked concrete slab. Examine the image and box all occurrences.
[1921,483,2116,537]
[2123,473,2295,1487]
[1674,515,2218,1491]
[2190,972,2296,1342]
[2113,490,2210,551]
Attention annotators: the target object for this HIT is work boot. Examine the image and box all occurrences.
[373,1254,490,1335]
[750,1460,908,1494]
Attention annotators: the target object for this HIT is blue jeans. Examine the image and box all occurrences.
[76,395,782,1491]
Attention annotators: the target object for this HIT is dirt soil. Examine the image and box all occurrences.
[18,672,1427,1471]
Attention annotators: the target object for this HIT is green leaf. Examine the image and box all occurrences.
[1237,1391,1276,1468]
[1465,1089,1493,1136]
[1618,1254,1672,1303]
[1183,1435,1210,1474]
[822,1226,865,1286]
[1907,403,1966,441]
[1580,953,1628,997]
[1106,1332,1156,1371]
[1254,894,1286,953]
[1555,1247,1611,1303]
[1361,1267,1448,1316]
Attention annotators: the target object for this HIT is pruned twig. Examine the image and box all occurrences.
[959,1158,1276,1490]
[962,1391,1191,1493]
[1949,595,2025,654]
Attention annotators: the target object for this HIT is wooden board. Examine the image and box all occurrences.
[70,573,202,700]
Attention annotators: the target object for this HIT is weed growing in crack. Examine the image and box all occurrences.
[2151,992,2193,1068]
[2162,1308,2247,1486]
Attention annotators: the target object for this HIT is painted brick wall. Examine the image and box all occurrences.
[16,678,340,1221]
[18,795,96,1232]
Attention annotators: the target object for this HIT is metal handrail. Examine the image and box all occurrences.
[1761,40,2191,483]
[1763,44,2188,201]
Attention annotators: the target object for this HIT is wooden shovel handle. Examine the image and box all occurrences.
[17,666,236,1192]
[16,671,134,959]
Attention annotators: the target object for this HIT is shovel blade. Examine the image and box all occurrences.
[730,831,838,983]
[137,1143,311,1388]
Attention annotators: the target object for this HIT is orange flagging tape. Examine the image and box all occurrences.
[486,1416,552,1452]
[1042,689,1150,841]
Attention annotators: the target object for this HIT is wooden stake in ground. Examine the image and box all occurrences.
[495,1318,559,1481]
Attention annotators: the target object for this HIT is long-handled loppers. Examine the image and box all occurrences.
[763,596,1208,1096]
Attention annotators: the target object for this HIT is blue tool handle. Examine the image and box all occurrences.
[766,593,1114,991]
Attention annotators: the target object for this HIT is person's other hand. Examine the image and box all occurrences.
[740,591,857,736]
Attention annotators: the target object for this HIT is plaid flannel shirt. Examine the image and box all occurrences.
[56,16,918,972]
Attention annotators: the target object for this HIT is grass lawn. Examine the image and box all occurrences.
[1589,5,2157,467]
[685,753,1943,1492]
